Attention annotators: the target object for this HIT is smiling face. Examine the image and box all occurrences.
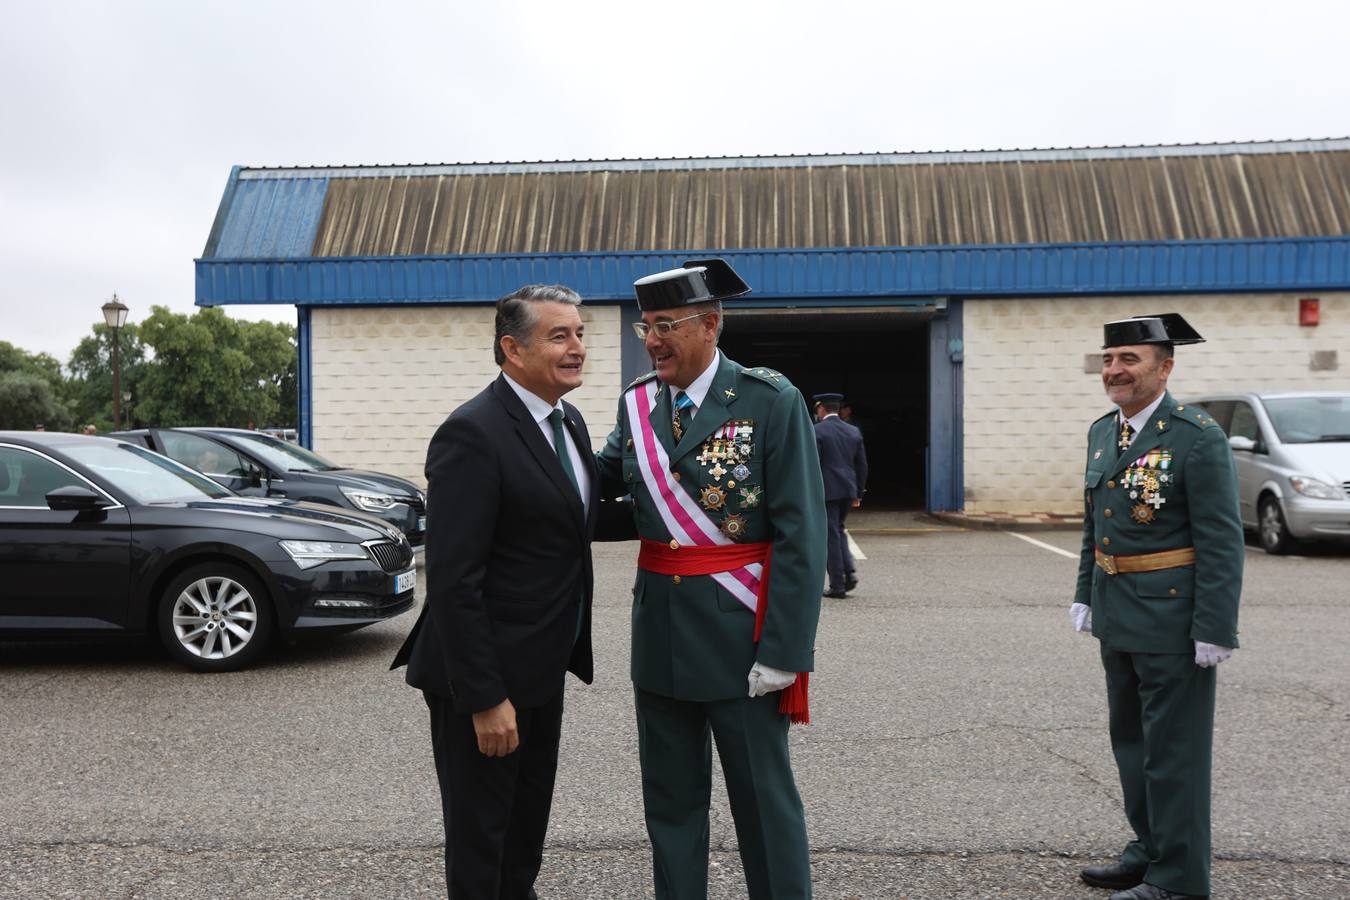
[642,305,719,389]
[1102,343,1173,417]
[500,301,586,405]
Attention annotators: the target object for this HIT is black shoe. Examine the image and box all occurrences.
[1109,883,1203,900]
[844,574,858,591]
[823,590,848,599]
[1080,862,1146,890]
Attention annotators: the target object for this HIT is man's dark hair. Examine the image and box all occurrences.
[494,284,582,365]
[1154,343,1175,362]
[817,398,842,414]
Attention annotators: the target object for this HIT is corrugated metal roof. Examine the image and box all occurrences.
[195,237,1350,306]
[207,176,329,258]
[296,143,1350,257]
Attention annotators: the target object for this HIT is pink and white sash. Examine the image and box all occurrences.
[626,380,763,611]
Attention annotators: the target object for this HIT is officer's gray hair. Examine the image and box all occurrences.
[494,284,583,365]
[690,300,725,340]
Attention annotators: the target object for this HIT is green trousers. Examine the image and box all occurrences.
[634,687,811,899]
[1101,647,1217,897]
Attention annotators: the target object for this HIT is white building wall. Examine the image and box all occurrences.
[963,292,1350,513]
[310,305,624,487]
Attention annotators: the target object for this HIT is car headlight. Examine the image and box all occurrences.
[1288,475,1343,500]
[340,487,400,512]
[279,540,370,570]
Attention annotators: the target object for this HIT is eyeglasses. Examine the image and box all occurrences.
[631,312,709,340]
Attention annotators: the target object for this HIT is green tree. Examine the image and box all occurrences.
[134,307,296,428]
[65,325,147,431]
[0,371,73,431]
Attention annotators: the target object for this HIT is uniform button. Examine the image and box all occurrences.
[669,539,679,551]
[726,480,736,489]
[626,438,633,450]
[1102,537,1111,546]
[672,575,682,585]
[673,472,682,482]
[1169,588,1178,596]
[1107,480,1116,489]
[625,472,633,482]
[1104,508,1113,517]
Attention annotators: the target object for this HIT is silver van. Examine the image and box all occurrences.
[1186,392,1350,554]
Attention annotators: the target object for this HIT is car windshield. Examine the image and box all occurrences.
[1262,396,1350,444]
[62,442,233,503]
[224,432,341,472]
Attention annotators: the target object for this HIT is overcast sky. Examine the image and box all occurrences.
[3,0,1347,361]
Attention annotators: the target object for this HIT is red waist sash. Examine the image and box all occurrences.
[637,537,810,724]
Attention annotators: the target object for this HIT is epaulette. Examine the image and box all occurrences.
[1170,403,1221,430]
[624,370,658,392]
[741,366,791,391]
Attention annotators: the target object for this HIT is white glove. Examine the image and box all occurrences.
[1070,602,1093,634]
[748,662,797,698]
[1194,641,1233,667]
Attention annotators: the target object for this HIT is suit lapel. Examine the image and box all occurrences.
[493,377,585,525]
[671,356,739,464]
[647,380,678,458]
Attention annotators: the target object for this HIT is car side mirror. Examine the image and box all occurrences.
[46,485,112,511]
[1227,435,1257,453]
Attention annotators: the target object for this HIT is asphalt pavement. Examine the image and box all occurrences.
[2,523,1348,898]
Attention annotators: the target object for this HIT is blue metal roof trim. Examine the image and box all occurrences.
[196,238,1350,306]
[210,177,329,259]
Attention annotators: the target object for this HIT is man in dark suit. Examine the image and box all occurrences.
[813,392,868,599]
[391,284,598,899]
[1072,314,1242,900]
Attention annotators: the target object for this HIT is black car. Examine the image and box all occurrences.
[0,432,416,672]
[107,427,425,548]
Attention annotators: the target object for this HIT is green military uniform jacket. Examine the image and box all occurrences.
[597,354,827,701]
[1074,391,1244,653]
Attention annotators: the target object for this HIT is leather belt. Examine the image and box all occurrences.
[1094,546,1195,576]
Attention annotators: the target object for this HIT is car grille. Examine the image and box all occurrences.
[406,495,426,515]
[1343,481,1350,499]
[366,538,413,573]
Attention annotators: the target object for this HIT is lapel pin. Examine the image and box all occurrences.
[724,388,736,399]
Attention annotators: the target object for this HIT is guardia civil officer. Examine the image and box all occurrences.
[813,392,868,598]
[1072,314,1242,900]
[596,259,826,899]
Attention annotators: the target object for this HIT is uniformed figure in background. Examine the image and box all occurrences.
[1071,314,1243,900]
[813,392,868,598]
[597,258,826,900]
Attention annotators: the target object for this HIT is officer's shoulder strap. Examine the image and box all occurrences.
[1169,403,1222,431]
[740,365,791,392]
[624,370,659,392]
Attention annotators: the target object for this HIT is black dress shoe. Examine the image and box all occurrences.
[1080,862,1146,890]
[844,574,858,591]
[823,590,848,599]
[1109,883,1203,900]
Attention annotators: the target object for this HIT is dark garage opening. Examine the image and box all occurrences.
[719,308,930,509]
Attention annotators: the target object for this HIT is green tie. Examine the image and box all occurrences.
[549,409,580,496]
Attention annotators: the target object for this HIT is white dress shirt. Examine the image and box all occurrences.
[502,372,591,516]
[673,350,721,417]
[1118,390,1168,449]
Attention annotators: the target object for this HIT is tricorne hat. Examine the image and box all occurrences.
[1102,313,1205,348]
[633,258,751,311]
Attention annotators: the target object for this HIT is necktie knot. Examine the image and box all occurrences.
[549,409,580,496]
[674,391,695,412]
[672,391,694,441]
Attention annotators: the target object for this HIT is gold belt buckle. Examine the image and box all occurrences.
[1096,550,1118,575]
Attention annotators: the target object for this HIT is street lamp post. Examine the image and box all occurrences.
[101,294,129,430]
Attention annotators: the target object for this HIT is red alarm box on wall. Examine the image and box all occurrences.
[1299,298,1319,326]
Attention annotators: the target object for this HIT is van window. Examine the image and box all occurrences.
[1196,400,1235,433]
[1228,403,1262,443]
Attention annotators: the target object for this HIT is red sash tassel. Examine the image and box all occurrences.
[638,538,811,724]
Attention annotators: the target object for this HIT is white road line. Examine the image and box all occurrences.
[845,530,867,561]
[1007,531,1078,560]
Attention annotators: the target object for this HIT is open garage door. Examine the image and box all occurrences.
[719,306,935,509]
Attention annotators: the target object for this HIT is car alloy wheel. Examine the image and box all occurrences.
[158,563,274,671]
[1258,495,1294,555]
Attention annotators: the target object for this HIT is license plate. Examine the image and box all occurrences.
[393,568,416,594]
[417,516,426,531]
